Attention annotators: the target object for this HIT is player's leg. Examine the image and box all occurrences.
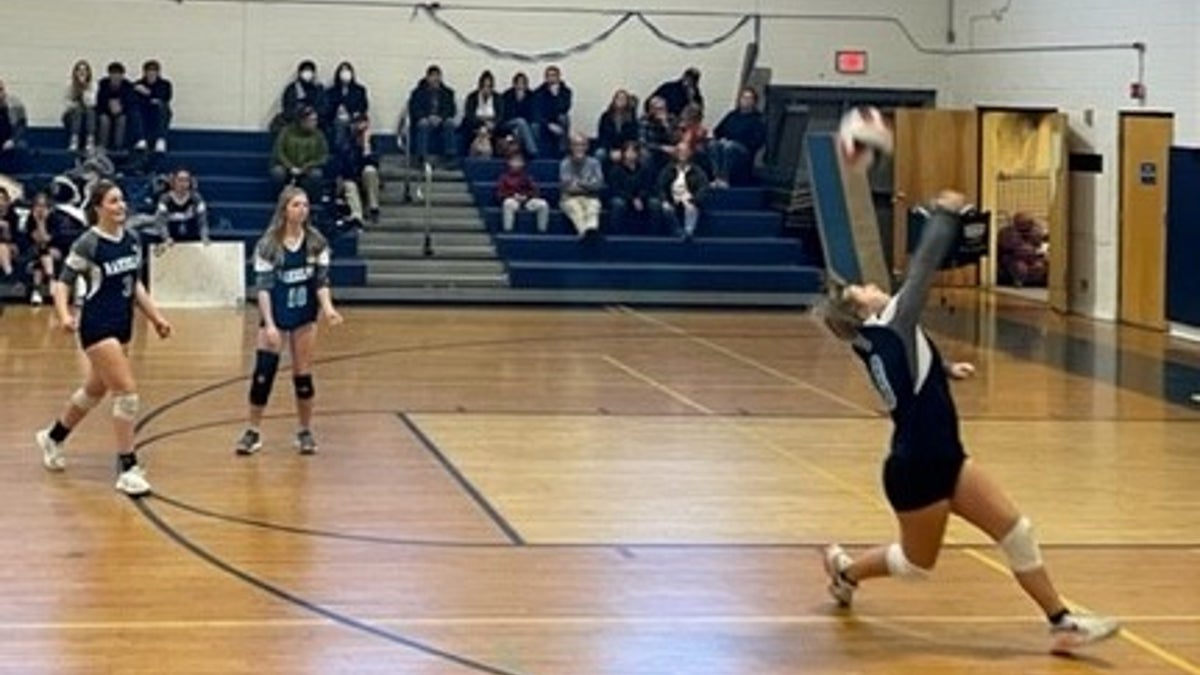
[950,460,1120,652]
[289,322,318,454]
[36,360,107,471]
[85,338,149,496]
[236,327,282,455]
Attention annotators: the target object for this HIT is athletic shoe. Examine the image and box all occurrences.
[1050,613,1121,654]
[296,429,318,455]
[823,544,857,607]
[154,139,167,154]
[35,428,66,472]
[30,289,43,306]
[115,466,151,497]
[234,428,262,456]
[133,139,148,151]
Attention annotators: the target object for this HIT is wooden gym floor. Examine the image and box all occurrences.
[1,293,1198,674]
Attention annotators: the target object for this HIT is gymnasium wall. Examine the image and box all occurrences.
[944,0,1198,320]
[0,0,946,135]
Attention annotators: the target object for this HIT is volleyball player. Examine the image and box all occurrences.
[35,180,172,496]
[234,185,342,456]
[818,190,1120,654]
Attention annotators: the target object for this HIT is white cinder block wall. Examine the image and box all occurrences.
[945,0,1198,319]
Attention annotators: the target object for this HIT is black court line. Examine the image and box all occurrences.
[134,499,523,675]
[398,412,526,546]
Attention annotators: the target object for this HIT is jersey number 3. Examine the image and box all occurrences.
[121,275,134,298]
[286,286,308,309]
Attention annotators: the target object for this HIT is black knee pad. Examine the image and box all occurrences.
[249,350,281,406]
[293,374,315,401]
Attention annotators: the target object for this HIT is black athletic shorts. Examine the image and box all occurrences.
[79,324,132,351]
[882,452,967,512]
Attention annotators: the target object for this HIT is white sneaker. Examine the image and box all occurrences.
[133,139,148,151]
[823,544,857,607]
[35,428,66,471]
[115,465,151,497]
[30,289,43,306]
[68,138,79,153]
[1050,613,1121,654]
[154,138,167,153]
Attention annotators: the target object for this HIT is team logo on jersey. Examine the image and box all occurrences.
[279,266,315,284]
[102,255,140,276]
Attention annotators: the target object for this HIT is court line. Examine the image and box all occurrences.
[614,305,879,417]
[599,354,1200,674]
[601,355,714,414]
[397,412,526,546]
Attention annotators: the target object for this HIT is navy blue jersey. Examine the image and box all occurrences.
[61,227,142,346]
[155,191,209,242]
[254,229,330,331]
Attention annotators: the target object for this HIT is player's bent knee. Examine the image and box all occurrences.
[886,543,933,580]
[999,516,1043,573]
[70,387,102,411]
[249,350,281,406]
[112,393,140,421]
[293,374,314,400]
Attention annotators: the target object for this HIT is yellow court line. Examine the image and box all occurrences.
[601,338,1200,674]
[615,305,879,417]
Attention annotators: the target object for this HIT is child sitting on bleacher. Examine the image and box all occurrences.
[496,153,549,233]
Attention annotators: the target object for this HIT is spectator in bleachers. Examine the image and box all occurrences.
[596,89,638,166]
[462,70,502,157]
[0,186,19,279]
[133,60,173,154]
[96,62,140,153]
[497,152,549,233]
[280,60,324,129]
[500,72,538,158]
[22,192,56,305]
[154,168,209,244]
[407,65,458,167]
[657,140,709,241]
[333,112,380,227]
[639,95,675,177]
[325,61,369,148]
[270,105,329,201]
[710,87,767,188]
[533,66,572,158]
[675,103,713,179]
[63,59,97,154]
[608,141,660,235]
[651,67,704,117]
[559,133,604,242]
[0,80,28,174]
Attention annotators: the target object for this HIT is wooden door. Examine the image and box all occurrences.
[1046,113,1070,313]
[893,109,979,285]
[1119,113,1173,330]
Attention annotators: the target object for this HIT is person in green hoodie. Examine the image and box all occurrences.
[270,105,328,201]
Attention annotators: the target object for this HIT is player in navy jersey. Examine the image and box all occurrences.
[154,168,209,244]
[817,191,1119,654]
[235,185,343,456]
[35,180,172,496]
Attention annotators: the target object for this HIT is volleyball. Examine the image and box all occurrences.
[838,106,893,171]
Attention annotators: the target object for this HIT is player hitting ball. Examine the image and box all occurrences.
[817,108,1120,654]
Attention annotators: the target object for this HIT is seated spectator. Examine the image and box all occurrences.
[998,212,1049,287]
[407,64,457,167]
[657,141,709,241]
[710,87,767,187]
[461,70,503,157]
[96,62,141,153]
[500,72,538,158]
[607,141,661,234]
[651,67,704,117]
[63,59,96,154]
[0,80,28,174]
[333,113,380,227]
[155,168,209,244]
[497,152,548,233]
[0,186,19,279]
[270,105,329,200]
[675,103,713,178]
[639,95,675,177]
[596,89,638,166]
[21,192,57,305]
[133,60,173,154]
[325,61,369,148]
[559,133,604,242]
[533,65,572,158]
[279,60,324,130]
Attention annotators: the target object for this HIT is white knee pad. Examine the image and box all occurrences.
[999,516,1043,573]
[886,543,932,580]
[70,388,102,411]
[112,393,140,421]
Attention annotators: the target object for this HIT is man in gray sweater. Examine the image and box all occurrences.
[559,132,604,241]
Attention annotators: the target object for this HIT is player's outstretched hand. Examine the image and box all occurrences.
[153,317,173,339]
[947,361,976,380]
[322,307,344,326]
[933,190,966,213]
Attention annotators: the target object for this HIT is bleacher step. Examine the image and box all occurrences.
[367,272,509,288]
[367,259,506,275]
[359,243,498,260]
[360,231,494,247]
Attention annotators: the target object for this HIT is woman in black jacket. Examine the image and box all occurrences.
[461,71,504,156]
[325,61,369,147]
[500,72,538,158]
[595,89,639,166]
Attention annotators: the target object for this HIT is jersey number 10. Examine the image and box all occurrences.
[286,286,308,310]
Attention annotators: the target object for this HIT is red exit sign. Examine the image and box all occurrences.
[836,50,869,75]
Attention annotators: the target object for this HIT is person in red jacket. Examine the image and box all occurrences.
[496,152,548,232]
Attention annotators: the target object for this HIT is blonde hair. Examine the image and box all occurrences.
[265,186,326,258]
[816,278,864,342]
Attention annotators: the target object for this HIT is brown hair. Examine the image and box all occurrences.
[86,180,122,226]
[816,278,864,342]
[265,185,325,259]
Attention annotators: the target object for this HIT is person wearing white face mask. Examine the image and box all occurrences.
[280,60,325,127]
[324,61,369,149]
